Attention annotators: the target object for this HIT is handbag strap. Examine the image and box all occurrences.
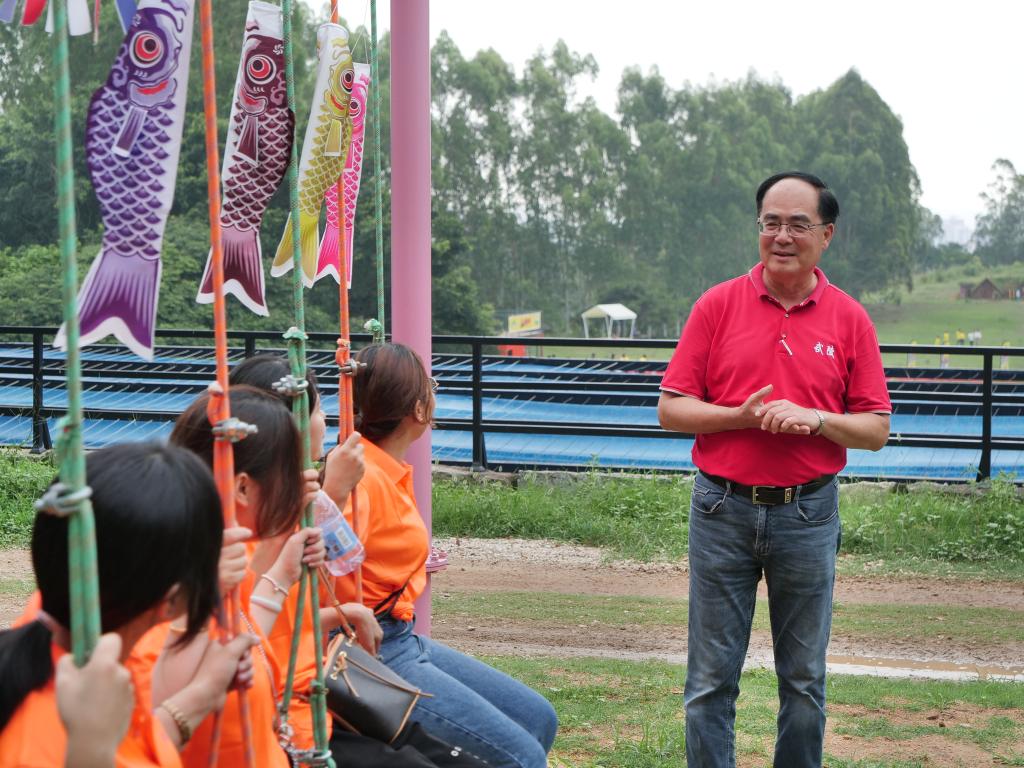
[319,564,413,625]
[319,565,360,642]
[371,580,410,619]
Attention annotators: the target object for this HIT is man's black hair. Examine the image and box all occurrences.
[756,171,839,224]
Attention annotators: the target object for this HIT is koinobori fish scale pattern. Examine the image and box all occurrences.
[196,0,292,316]
[55,0,194,361]
[317,61,369,287]
[87,96,173,259]
[271,22,353,286]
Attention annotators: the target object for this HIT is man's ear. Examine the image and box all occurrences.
[821,222,835,250]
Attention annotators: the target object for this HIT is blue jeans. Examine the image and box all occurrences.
[684,473,841,768]
[378,617,558,768]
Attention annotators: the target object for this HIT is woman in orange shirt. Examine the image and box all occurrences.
[227,354,380,753]
[0,442,253,768]
[153,385,328,768]
[329,344,558,768]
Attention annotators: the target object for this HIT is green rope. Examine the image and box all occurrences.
[280,1,333,762]
[53,0,102,666]
[369,0,385,344]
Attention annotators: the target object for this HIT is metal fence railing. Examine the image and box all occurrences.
[2,326,1024,481]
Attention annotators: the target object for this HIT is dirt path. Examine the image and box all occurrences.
[4,540,1024,672]
[432,537,1024,610]
[428,538,1024,673]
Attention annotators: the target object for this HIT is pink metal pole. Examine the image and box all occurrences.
[389,0,434,634]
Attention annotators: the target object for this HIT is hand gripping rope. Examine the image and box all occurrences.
[276,0,334,756]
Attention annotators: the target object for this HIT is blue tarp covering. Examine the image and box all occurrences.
[2,345,1021,479]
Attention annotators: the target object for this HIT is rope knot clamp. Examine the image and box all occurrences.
[363,318,384,341]
[272,375,308,398]
[213,417,258,442]
[35,482,92,518]
[283,327,309,343]
[289,749,333,768]
[337,359,365,377]
[274,715,295,751]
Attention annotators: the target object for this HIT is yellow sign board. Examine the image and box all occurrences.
[507,311,542,336]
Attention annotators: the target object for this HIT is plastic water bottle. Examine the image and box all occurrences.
[313,490,365,576]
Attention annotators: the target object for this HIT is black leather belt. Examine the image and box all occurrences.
[698,471,835,506]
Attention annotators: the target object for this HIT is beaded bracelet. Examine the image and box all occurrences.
[259,573,289,599]
[159,700,191,746]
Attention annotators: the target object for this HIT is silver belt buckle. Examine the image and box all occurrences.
[751,486,794,505]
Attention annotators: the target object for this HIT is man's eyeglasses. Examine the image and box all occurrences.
[757,220,830,238]
[429,376,439,394]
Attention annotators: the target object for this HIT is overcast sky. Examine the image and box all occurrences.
[353,0,1021,230]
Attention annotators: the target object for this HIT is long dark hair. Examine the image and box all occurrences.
[353,343,434,443]
[171,385,303,538]
[0,442,223,729]
[230,353,321,412]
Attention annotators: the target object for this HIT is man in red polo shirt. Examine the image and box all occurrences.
[658,171,891,768]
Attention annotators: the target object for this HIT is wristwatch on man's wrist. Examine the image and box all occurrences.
[811,409,826,436]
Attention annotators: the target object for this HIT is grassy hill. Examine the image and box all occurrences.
[864,262,1024,369]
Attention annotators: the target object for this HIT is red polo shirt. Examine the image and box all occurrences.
[661,263,891,485]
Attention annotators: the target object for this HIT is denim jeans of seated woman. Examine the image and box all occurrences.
[684,473,841,768]
[375,616,557,768]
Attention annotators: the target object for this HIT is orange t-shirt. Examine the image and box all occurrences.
[265,569,334,750]
[331,438,428,621]
[130,573,289,768]
[180,571,288,768]
[0,641,181,768]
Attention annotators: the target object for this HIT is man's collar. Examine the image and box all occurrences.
[748,263,829,306]
[361,436,411,484]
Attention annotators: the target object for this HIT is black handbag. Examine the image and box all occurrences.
[321,567,432,744]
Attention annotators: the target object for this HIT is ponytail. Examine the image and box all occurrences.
[0,621,54,728]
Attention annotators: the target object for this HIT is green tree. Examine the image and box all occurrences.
[431,205,497,335]
[516,41,628,332]
[431,32,522,314]
[795,69,919,297]
[975,159,1024,266]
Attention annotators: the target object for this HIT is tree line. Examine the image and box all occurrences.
[1,1,1021,338]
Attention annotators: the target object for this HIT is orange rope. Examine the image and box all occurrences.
[334,186,363,602]
[197,0,255,763]
[330,1,363,602]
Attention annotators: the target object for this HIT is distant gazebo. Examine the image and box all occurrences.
[581,303,637,338]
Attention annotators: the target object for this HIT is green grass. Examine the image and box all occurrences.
[836,553,1024,581]
[435,590,1024,648]
[433,473,691,562]
[863,261,1024,369]
[0,450,54,548]
[4,456,1024,580]
[432,473,1024,573]
[0,577,34,599]
[481,657,1024,767]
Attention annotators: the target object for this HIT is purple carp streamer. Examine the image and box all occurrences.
[55,0,194,360]
[0,0,18,24]
[271,22,353,287]
[315,61,369,287]
[196,0,291,316]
